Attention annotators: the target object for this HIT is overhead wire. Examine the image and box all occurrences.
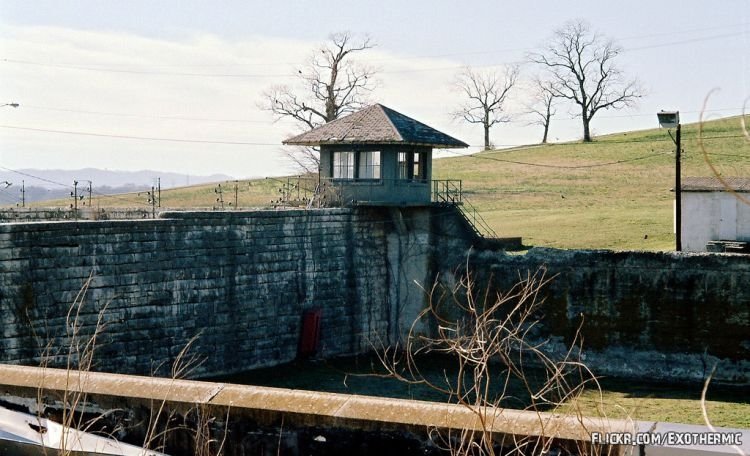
[2,25,746,79]
[0,125,279,146]
[439,148,670,169]
[20,105,276,124]
[1,123,748,151]
[0,165,151,207]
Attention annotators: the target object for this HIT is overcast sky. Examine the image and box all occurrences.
[0,0,748,180]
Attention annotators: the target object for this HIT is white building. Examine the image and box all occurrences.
[681,177,750,252]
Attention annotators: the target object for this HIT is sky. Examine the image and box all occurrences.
[0,0,748,181]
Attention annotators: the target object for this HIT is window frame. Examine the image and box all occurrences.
[332,151,355,180]
[332,150,382,181]
[397,150,427,182]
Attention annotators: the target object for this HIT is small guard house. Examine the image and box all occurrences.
[283,104,468,207]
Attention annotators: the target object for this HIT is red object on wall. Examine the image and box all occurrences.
[298,308,321,358]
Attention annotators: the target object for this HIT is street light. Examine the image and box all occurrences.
[1,103,19,108]
[657,110,681,251]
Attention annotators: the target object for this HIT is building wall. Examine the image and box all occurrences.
[319,145,432,205]
[682,191,750,251]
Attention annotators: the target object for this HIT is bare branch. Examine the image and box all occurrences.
[523,78,559,144]
[378,266,603,455]
[528,19,641,142]
[453,65,519,150]
[259,32,377,171]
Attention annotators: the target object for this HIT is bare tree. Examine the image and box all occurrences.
[529,20,641,142]
[378,267,603,455]
[525,78,558,144]
[260,32,377,172]
[453,66,519,151]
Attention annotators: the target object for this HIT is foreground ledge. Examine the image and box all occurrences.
[0,364,747,455]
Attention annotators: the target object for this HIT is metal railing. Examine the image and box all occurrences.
[432,180,462,204]
[456,198,498,238]
[270,175,496,239]
[269,176,342,208]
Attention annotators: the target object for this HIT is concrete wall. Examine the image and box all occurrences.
[0,208,454,377]
[462,248,750,383]
[682,191,750,251]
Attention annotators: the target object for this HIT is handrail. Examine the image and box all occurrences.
[458,197,498,238]
[271,176,495,239]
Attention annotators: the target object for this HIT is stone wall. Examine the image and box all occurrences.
[0,208,448,377]
[1,206,748,384]
[0,207,154,222]
[462,248,750,383]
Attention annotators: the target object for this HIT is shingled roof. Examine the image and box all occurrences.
[282,104,469,149]
[682,177,750,192]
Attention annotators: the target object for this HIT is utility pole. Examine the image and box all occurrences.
[234,181,238,209]
[157,177,161,208]
[215,184,224,210]
[149,186,156,218]
[71,180,79,218]
[20,180,25,207]
[675,123,682,252]
[85,180,92,207]
[657,111,681,252]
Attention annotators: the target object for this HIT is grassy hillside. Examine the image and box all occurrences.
[434,115,749,250]
[29,116,749,251]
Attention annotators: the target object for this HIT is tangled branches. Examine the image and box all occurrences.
[377,267,602,455]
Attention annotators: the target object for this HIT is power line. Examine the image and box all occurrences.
[703,151,750,159]
[0,165,72,189]
[440,149,670,169]
[2,58,293,78]
[21,105,275,124]
[0,125,279,146]
[2,123,748,150]
[626,31,746,52]
[0,165,149,207]
[3,27,745,79]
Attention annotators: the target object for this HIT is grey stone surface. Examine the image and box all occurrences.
[1,207,748,385]
[0,209,423,377]
[465,248,750,383]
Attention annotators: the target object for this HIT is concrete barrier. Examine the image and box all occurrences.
[1,364,747,455]
[0,364,632,455]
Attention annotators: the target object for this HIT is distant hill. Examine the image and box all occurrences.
[0,168,235,204]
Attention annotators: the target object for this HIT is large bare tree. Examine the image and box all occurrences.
[453,65,519,151]
[525,78,558,144]
[260,32,376,172]
[529,20,641,142]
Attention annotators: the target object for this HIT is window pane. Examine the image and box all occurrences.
[413,152,420,180]
[358,151,381,179]
[333,151,355,179]
[398,152,409,179]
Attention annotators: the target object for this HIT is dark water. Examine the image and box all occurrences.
[209,353,748,409]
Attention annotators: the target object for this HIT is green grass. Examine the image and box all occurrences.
[28,115,750,251]
[432,115,750,250]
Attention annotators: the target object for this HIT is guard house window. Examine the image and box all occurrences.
[333,151,355,179]
[398,151,426,181]
[358,151,381,179]
[398,152,409,179]
[413,152,424,181]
